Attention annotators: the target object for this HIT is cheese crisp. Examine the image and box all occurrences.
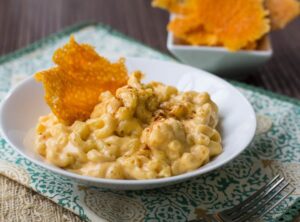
[35,37,128,125]
[152,0,300,51]
[35,72,222,179]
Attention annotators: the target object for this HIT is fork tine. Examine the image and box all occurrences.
[251,187,296,222]
[226,176,285,219]
[222,175,281,214]
[232,181,290,222]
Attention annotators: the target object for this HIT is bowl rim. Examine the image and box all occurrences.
[0,57,257,187]
[167,32,273,55]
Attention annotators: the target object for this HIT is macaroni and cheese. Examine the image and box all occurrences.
[35,72,222,179]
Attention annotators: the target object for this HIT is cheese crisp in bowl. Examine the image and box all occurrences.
[152,0,300,75]
[0,37,256,190]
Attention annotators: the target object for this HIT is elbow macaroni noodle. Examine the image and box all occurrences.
[35,72,222,179]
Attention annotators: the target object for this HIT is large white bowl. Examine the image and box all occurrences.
[0,58,256,190]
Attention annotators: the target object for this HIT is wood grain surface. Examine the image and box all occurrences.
[0,0,299,99]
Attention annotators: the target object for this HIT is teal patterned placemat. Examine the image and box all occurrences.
[0,23,299,222]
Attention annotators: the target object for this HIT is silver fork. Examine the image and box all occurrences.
[190,175,295,222]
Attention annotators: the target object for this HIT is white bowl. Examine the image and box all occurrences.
[0,58,256,190]
[167,32,273,78]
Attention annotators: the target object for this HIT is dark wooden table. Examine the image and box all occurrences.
[0,0,300,99]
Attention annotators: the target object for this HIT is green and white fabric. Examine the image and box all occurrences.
[0,23,299,222]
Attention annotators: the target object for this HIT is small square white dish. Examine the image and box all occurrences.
[167,32,273,78]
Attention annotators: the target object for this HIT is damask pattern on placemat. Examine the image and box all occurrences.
[0,23,299,222]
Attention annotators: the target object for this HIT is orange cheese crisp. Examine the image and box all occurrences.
[168,16,219,46]
[153,0,300,51]
[154,0,270,51]
[35,37,128,125]
[266,0,300,29]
